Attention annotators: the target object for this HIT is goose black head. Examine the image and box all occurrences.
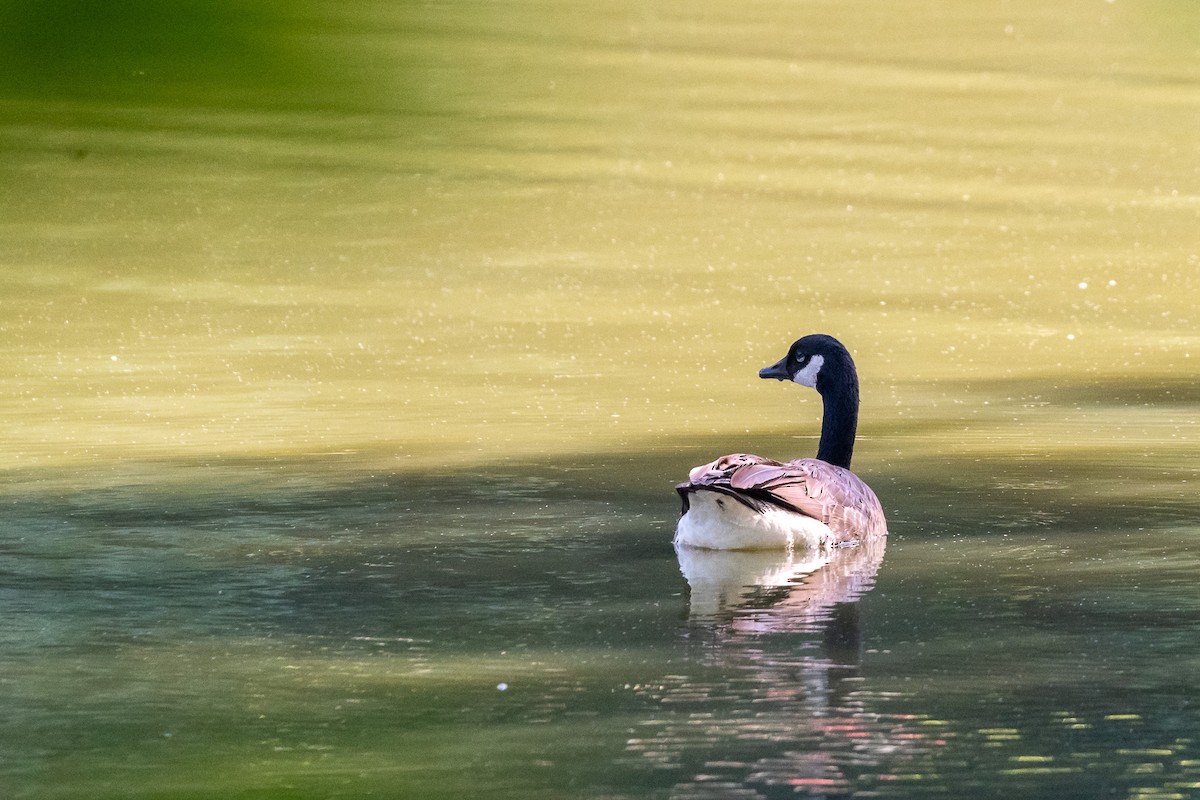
[759,333,861,468]
[758,334,855,396]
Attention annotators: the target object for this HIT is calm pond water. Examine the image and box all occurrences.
[2,0,1199,797]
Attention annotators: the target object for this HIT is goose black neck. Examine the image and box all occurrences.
[815,367,859,470]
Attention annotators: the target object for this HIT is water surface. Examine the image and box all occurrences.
[2,0,1199,797]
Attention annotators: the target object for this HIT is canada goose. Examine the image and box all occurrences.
[674,334,887,550]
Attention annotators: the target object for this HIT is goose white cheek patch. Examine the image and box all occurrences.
[792,354,824,388]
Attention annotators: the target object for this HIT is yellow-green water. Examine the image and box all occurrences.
[2,1,1199,797]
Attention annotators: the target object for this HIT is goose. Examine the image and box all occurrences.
[674,333,887,551]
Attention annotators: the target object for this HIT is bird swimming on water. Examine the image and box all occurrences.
[674,333,887,551]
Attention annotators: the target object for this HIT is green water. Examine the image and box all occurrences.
[2,0,1199,797]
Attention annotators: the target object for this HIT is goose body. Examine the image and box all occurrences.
[674,334,887,550]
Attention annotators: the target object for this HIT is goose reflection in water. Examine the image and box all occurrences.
[676,537,885,634]
[625,539,944,798]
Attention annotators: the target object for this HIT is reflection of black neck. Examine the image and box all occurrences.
[816,367,859,469]
[822,601,862,666]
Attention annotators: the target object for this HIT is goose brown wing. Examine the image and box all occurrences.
[733,458,885,539]
[679,454,886,540]
[686,453,782,485]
